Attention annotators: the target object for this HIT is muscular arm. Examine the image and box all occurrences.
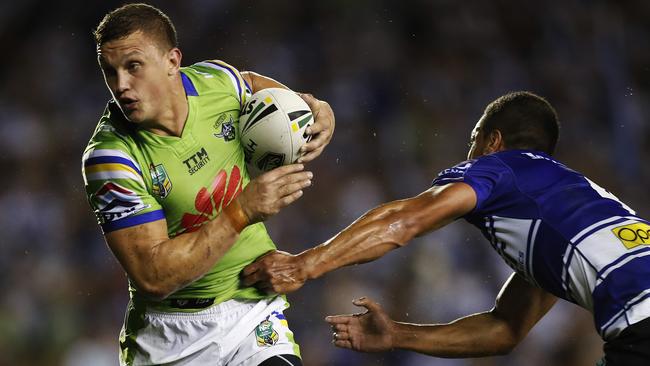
[304,183,476,279]
[105,209,240,300]
[243,183,477,292]
[327,273,558,357]
[392,273,558,357]
[105,164,311,300]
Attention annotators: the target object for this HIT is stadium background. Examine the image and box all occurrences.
[1,1,649,365]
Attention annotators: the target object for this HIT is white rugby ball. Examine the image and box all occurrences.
[239,88,314,176]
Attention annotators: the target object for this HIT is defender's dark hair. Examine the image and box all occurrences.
[94,3,177,50]
[482,91,560,155]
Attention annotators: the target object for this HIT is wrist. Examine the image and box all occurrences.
[389,321,404,350]
[297,249,321,280]
[223,198,250,233]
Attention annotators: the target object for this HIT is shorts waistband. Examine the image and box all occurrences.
[166,297,215,309]
[142,296,275,317]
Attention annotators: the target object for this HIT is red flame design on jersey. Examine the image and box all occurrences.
[180,165,243,233]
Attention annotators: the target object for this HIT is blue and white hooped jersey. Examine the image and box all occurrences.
[432,150,650,340]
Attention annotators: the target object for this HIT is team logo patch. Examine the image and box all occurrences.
[150,163,172,198]
[612,222,650,249]
[214,114,236,141]
[93,182,149,223]
[255,319,279,347]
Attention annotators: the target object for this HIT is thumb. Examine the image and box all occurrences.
[352,296,381,312]
[298,92,318,109]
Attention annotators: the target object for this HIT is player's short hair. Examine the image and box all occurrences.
[94,3,177,51]
[482,91,560,155]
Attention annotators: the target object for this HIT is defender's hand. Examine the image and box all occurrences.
[325,297,395,353]
[242,250,308,294]
[297,93,335,163]
[237,164,312,224]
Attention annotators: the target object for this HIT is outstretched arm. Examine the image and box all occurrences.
[240,71,335,163]
[242,182,476,293]
[326,272,558,357]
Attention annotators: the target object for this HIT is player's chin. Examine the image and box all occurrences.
[123,109,145,123]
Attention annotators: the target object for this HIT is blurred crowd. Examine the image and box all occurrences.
[1,1,649,365]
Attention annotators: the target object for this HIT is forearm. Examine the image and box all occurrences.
[144,214,240,298]
[391,312,518,358]
[121,201,248,300]
[301,185,472,279]
[301,200,419,279]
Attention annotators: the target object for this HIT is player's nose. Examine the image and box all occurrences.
[115,70,131,94]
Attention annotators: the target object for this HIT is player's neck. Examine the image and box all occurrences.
[144,76,189,137]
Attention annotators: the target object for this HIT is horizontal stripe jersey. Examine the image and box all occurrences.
[432,150,650,340]
[82,60,275,303]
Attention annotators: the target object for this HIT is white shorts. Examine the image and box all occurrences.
[119,296,300,366]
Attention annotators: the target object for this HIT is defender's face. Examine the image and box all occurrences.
[97,31,171,124]
[467,116,487,160]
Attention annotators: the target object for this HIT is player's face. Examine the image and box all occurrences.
[97,31,173,124]
[467,117,487,160]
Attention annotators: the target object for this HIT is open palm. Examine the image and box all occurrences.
[325,297,395,352]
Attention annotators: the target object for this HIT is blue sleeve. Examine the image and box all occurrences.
[431,156,512,211]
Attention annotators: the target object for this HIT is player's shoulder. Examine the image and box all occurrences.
[438,153,509,176]
[83,101,139,167]
[490,149,572,176]
[182,59,247,90]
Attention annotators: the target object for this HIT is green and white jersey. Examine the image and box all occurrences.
[82,60,275,304]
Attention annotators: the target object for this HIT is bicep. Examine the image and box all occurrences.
[240,71,289,92]
[407,183,477,236]
[492,273,558,342]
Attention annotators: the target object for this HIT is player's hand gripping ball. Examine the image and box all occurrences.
[239,88,314,176]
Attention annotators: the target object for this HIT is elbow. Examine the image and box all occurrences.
[489,319,522,356]
[492,341,517,356]
[133,279,175,301]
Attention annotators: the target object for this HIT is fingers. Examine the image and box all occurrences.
[277,189,304,208]
[333,330,349,341]
[297,146,325,164]
[241,268,262,286]
[278,179,312,197]
[333,339,352,349]
[296,94,334,163]
[275,171,312,189]
[259,163,305,182]
[242,263,257,277]
[244,250,283,276]
[325,315,351,325]
[298,92,318,110]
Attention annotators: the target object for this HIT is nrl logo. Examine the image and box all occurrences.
[150,163,172,199]
[214,114,236,142]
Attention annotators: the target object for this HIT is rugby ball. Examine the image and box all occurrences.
[239,88,314,176]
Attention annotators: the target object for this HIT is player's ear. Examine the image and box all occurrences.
[485,129,505,154]
[167,47,182,75]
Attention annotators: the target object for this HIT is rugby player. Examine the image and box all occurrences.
[243,91,650,365]
[81,3,334,366]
